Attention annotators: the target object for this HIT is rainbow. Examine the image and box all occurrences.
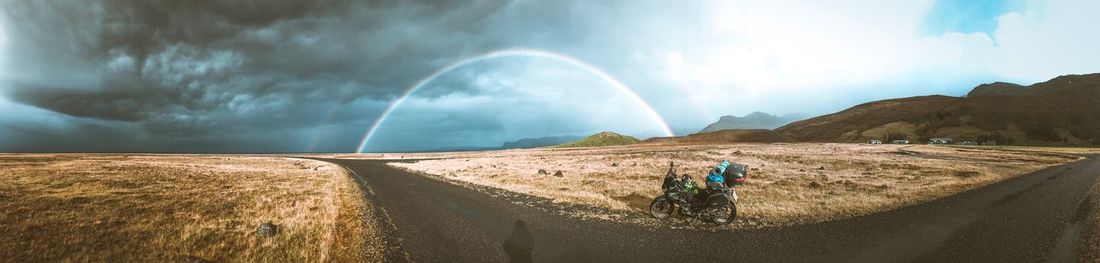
[356,48,673,153]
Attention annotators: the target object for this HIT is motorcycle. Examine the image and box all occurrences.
[649,162,740,225]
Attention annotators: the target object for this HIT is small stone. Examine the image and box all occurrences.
[185,255,211,263]
[808,181,823,188]
[553,171,564,177]
[537,169,549,175]
[734,150,743,155]
[799,169,806,172]
[817,166,826,170]
[611,163,618,167]
[256,222,278,237]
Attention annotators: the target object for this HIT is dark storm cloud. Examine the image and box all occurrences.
[0,0,713,152]
[0,0,524,148]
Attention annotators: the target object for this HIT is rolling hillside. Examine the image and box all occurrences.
[643,129,789,144]
[501,135,583,149]
[776,73,1100,145]
[555,132,640,148]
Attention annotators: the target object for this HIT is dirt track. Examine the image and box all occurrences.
[322,157,1100,262]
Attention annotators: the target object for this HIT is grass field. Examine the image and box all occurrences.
[0,154,379,262]
[389,143,1096,228]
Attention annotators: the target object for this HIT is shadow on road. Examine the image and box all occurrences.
[503,219,534,263]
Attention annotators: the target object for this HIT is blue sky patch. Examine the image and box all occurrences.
[923,0,1025,37]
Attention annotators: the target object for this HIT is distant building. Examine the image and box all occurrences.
[957,140,977,145]
[928,138,953,144]
[868,139,882,144]
[891,139,910,144]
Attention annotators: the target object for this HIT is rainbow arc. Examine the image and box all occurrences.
[356,48,672,153]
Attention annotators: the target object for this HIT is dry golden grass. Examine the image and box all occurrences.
[388,143,1087,228]
[973,145,1100,156]
[0,154,378,262]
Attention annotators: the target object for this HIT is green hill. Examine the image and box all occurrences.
[555,132,640,148]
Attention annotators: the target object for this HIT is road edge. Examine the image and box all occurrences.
[1076,156,1100,261]
[307,158,413,262]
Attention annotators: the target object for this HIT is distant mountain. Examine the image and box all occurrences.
[556,132,640,148]
[402,145,503,153]
[777,73,1100,145]
[644,129,789,144]
[501,135,583,149]
[966,82,1027,97]
[698,112,804,134]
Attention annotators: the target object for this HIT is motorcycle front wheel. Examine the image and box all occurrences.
[649,197,675,219]
[705,203,736,225]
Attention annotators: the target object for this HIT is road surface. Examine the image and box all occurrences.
[321,157,1100,262]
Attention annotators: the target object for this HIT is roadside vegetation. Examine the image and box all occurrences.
[1078,163,1100,261]
[0,154,378,262]
[389,143,1094,228]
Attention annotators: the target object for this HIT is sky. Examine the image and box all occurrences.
[0,0,1098,152]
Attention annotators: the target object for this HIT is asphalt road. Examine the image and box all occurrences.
[321,157,1100,262]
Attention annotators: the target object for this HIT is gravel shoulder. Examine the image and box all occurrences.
[1077,163,1100,261]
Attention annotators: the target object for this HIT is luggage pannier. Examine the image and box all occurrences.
[723,163,747,186]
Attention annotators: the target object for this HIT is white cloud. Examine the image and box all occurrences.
[991,0,1100,80]
[627,0,1100,125]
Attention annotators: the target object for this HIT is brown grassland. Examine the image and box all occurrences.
[0,154,380,262]
[389,143,1098,228]
[3,145,1097,260]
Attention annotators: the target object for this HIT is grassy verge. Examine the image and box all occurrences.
[0,154,375,261]
[1078,171,1100,261]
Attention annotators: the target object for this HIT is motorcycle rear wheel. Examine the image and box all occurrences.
[649,197,674,219]
[705,203,736,225]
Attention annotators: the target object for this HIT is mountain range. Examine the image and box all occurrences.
[697,112,805,134]
[776,73,1100,145]
[489,73,1099,150]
